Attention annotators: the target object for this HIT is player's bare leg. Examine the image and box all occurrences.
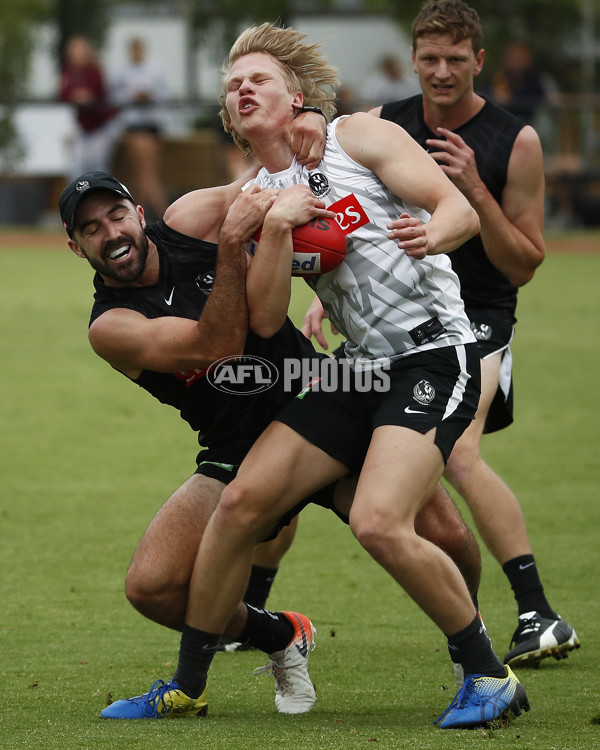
[444,354,531,563]
[348,425,475,633]
[219,516,300,651]
[347,423,517,725]
[186,422,348,634]
[415,483,481,602]
[124,473,247,638]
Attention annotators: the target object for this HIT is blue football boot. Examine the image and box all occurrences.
[435,667,530,729]
[100,679,208,719]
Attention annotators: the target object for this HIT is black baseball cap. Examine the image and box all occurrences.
[59,171,135,237]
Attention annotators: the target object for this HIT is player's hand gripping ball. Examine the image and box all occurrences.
[252,217,347,277]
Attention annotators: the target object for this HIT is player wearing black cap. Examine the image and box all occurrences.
[59,168,335,718]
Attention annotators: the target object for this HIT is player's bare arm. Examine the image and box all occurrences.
[336,113,480,258]
[425,125,545,286]
[88,306,242,379]
[246,184,335,337]
[89,232,248,379]
[290,110,327,170]
[163,177,249,243]
[220,183,280,249]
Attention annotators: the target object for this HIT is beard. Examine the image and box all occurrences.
[85,227,150,284]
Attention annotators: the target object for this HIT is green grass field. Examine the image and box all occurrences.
[1,234,599,749]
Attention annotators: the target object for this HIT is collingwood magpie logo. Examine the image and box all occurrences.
[308,172,329,197]
[413,379,435,405]
[196,271,215,296]
[471,321,492,341]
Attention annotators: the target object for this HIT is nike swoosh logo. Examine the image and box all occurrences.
[404,406,427,414]
[291,613,309,658]
[164,286,175,306]
[519,562,535,570]
[296,629,308,658]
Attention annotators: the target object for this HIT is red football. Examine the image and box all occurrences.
[252,217,347,277]
[290,217,347,276]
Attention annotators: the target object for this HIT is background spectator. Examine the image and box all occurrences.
[335,84,358,116]
[360,54,420,109]
[111,37,169,219]
[488,41,550,125]
[59,36,119,180]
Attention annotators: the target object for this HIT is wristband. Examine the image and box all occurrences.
[298,106,325,118]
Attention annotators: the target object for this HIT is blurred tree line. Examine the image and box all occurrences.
[119,0,591,96]
[3,0,593,97]
[0,0,595,168]
[140,0,589,96]
[0,0,50,169]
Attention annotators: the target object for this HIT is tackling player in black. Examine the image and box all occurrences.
[60,167,483,719]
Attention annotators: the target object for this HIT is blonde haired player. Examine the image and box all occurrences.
[173,23,529,730]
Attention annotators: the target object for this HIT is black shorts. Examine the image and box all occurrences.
[276,343,481,472]
[194,443,252,484]
[195,443,342,541]
[468,310,515,434]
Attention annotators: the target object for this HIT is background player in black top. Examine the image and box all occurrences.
[375,1,578,668]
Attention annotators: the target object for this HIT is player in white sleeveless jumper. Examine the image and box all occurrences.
[179,23,531,730]
[250,117,473,367]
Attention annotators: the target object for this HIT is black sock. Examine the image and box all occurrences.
[243,565,278,609]
[502,554,558,619]
[237,605,294,654]
[172,626,220,698]
[447,613,506,678]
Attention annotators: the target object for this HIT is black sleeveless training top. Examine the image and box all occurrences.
[381,95,525,322]
[89,220,320,450]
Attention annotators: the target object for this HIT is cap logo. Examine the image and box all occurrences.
[75,180,90,193]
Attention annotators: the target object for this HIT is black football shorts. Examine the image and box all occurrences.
[467,309,515,434]
[275,343,481,472]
